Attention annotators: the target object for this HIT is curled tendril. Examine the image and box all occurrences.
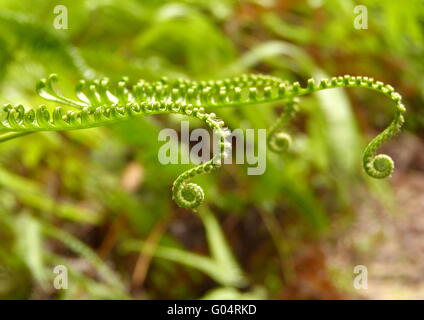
[362,103,405,178]
[268,132,292,153]
[0,73,407,210]
[172,113,230,210]
[366,154,395,179]
[267,97,299,153]
[173,182,205,210]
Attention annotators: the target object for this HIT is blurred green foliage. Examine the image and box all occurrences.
[0,0,422,299]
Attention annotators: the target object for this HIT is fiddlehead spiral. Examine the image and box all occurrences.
[0,73,406,210]
[292,75,406,179]
[362,96,405,178]
[267,97,299,153]
[172,112,231,210]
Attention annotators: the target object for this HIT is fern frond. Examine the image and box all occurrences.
[1,74,406,209]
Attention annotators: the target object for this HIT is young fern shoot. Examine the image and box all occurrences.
[0,74,406,210]
[267,97,299,153]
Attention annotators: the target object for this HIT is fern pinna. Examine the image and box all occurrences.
[0,74,405,210]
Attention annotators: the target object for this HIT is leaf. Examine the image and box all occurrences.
[43,224,127,293]
[313,70,361,177]
[198,207,245,284]
[122,208,246,287]
[0,168,102,224]
[14,214,45,287]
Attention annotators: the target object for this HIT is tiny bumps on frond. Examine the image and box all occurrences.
[36,73,294,110]
[0,100,220,132]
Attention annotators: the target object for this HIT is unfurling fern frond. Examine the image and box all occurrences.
[0,74,406,210]
[267,97,299,153]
